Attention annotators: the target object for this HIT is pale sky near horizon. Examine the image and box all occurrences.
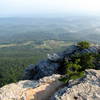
[0,0,100,17]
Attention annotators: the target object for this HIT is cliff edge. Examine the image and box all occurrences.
[0,69,100,100]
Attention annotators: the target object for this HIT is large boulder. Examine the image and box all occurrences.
[0,74,64,100]
[51,69,100,100]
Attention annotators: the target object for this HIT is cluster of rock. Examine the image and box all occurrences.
[0,69,100,100]
[23,45,100,80]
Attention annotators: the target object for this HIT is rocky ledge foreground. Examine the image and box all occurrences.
[0,69,100,100]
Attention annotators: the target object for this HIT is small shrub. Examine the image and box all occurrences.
[79,53,95,70]
[60,62,84,83]
[77,41,90,50]
[71,53,95,70]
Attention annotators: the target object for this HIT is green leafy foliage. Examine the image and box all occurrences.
[60,41,99,83]
[60,62,85,83]
[71,53,95,70]
[77,41,90,50]
[0,47,48,87]
[93,53,100,69]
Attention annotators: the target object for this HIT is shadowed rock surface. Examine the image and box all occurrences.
[23,60,60,80]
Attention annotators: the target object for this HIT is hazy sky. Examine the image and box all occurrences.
[0,0,100,17]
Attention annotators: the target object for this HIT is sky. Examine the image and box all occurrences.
[0,0,100,17]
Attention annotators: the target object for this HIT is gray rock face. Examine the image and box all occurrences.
[22,64,36,80]
[62,45,78,56]
[81,46,99,54]
[23,60,60,80]
[51,69,100,100]
[34,60,60,79]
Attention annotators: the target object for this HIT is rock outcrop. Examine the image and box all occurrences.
[0,74,64,100]
[23,60,60,80]
[51,69,100,100]
[23,45,100,80]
